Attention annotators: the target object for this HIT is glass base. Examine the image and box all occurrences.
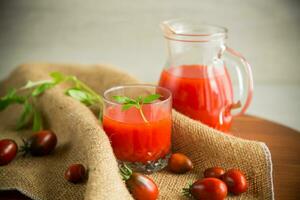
[118,153,171,174]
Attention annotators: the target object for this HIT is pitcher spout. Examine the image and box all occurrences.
[160,19,227,42]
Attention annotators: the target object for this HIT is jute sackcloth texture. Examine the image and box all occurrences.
[0,63,274,200]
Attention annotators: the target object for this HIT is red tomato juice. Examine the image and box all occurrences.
[159,65,233,132]
[103,104,171,163]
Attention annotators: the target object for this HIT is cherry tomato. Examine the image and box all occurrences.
[222,169,248,195]
[168,153,193,174]
[0,139,18,166]
[65,164,86,184]
[120,165,159,200]
[126,172,159,200]
[187,178,227,200]
[204,167,225,179]
[22,130,57,156]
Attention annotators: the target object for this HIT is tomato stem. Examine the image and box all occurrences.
[19,138,31,157]
[119,164,133,181]
[182,183,192,197]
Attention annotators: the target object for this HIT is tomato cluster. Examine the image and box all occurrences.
[1,136,249,200]
[121,153,248,200]
[166,153,248,200]
[0,130,57,166]
[1,130,88,184]
[183,165,248,200]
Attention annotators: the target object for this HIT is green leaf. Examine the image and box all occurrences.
[22,80,53,90]
[0,89,26,111]
[32,108,43,131]
[16,101,33,130]
[50,71,65,83]
[113,96,135,104]
[32,82,55,97]
[66,88,94,106]
[136,96,143,103]
[142,94,161,104]
[23,81,36,89]
[122,103,136,111]
[112,94,160,123]
[66,75,78,82]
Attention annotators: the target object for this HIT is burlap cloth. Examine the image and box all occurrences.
[0,64,274,200]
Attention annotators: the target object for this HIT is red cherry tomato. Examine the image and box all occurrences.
[187,178,227,200]
[168,153,194,174]
[22,130,57,156]
[126,172,159,200]
[0,139,18,166]
[65,164,86,184]
[204,167,225,179]
[222,169,248,195]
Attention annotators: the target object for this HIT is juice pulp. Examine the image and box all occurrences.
[159,65,233,132]
[103,104,171,163]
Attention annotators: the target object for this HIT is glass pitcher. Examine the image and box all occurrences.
[158,19,253,132]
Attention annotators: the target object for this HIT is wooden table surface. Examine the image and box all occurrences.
[1,115,299,200]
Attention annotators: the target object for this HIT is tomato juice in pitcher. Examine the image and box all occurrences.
[159,19,253,132]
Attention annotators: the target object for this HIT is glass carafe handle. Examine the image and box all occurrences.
[222,47,254,116]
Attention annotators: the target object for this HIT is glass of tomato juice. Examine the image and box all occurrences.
[103,85,172,173]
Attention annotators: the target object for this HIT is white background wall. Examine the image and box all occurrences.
[0,0,299,130]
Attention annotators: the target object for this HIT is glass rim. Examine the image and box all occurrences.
[161,19,228,42]
[103,84,172,106]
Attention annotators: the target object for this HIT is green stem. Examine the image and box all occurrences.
[137,103,148,123]
[68,77,104,122]
[76,80,103,104]
[139,107,148,123]
[77,81,103,120]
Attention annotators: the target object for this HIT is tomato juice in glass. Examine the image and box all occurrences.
[103,85,172,172]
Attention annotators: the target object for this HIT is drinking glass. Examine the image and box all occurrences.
[103,84,172,173]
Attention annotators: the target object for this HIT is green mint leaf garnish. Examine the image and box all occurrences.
[112,96,135,104]
[121,103,136,111]
[136,96,143,103]
[112,93,161,123]
[142,94,161,104]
